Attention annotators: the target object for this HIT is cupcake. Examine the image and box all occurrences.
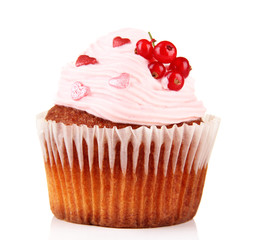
[37,28,220,228]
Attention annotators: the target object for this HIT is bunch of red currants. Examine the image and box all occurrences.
[135,33,191,91]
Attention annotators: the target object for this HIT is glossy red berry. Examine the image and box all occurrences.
[135,39,153,59]
[148,61,166,79]
[75,55,98,67]
[169,57,191,78]
[166,71,184,91]
[153,41,177,63]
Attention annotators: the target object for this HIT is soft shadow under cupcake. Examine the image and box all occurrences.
[49,217,199,240]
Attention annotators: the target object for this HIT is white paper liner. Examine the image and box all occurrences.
[36,112,220,175]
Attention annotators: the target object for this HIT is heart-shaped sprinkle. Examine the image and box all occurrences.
[75,55,98,67]
[109,73,130,89]
[113,36,131,48]
[71,82,90,100]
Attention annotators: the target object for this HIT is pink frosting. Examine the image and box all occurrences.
[55,28,206,125]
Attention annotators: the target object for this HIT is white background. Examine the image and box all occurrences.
[0,0,269,239]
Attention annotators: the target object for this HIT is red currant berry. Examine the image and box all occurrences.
[153,41,177,63]
[148,61,166,79]
[147,57,157,64]
[169,57,192,78]
[135,39,153,59]
[75,55,98,67]
[166,71,184,91]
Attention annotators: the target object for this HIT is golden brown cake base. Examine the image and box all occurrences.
[38,107,220,228]
[44,138,207,228]
[45,105,202,129]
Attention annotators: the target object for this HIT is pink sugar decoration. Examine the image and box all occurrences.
[71,82,90,100]
[109,73,130,89]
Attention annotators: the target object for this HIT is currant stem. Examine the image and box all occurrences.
[148,32,156,47]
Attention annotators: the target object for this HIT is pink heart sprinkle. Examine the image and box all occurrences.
[109,73,130,89]
[71,82,90,100]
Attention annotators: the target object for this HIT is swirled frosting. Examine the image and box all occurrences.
[55,28,206,125]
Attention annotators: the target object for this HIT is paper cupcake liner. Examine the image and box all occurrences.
[37,113,220,228]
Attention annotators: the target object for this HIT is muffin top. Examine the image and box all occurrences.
[54,28,206,126]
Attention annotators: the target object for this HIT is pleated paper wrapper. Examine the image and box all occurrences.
[36,112,220,228]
